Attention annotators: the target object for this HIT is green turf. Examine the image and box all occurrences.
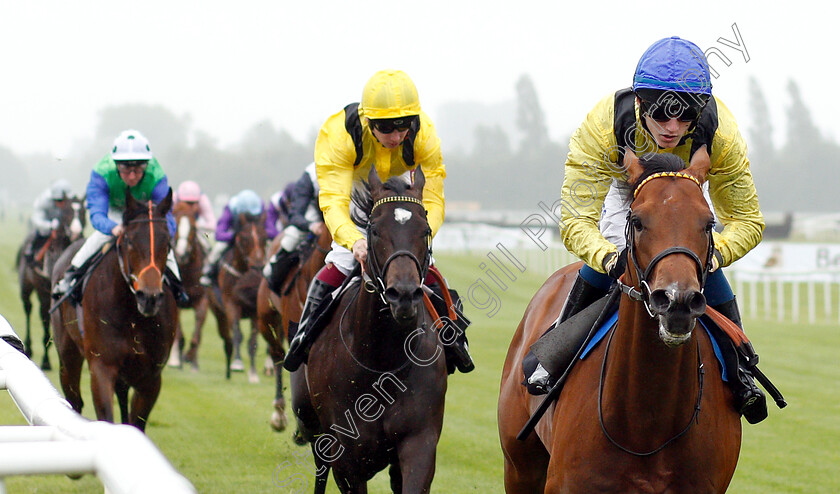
[0,215,837,492]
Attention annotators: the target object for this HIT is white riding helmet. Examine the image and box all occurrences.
[50,179,72,200]
[111,129,154,161]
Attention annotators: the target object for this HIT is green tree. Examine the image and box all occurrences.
[746,76,774,165]
[515,74,549,151]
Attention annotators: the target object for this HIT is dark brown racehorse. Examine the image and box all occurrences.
[207,211,267,380]
[290,167,448,493]
[256,228,331,431]
[169,200,210,369]
[498,150,741,493]
[51,189,177,431]
[17,194,86,370]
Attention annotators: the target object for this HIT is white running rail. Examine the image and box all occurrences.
[0,315,196,493]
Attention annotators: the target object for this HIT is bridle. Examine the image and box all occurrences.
[117,200,168,295]
[602,171,711,455]
[615,172,715,318]
[363,195,432,305]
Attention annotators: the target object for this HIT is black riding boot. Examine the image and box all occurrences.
[283,279,333,372]
[428,284,475,374]
[711,298,768,424]
[165,268,191,308]
[559,273,609,324]
[266,249,299,294]
[524,272,608,394]
[52,265,82,301]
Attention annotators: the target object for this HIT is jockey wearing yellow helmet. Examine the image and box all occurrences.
[526,37,769,424]
[283,69,474,374]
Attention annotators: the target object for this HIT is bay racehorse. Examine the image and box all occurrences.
[17,194,86,370]
[498,150,741,493]
[51,189,177,431]
[290,167,448,493]
[169,200,210,369]
[207,210,267,380]
[256,228,331,431]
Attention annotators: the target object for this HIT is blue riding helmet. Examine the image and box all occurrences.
[231,189,264,217]
[633,36,712,95]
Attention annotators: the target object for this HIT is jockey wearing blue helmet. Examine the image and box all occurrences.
[200,189,278,287]
[526,36,770,425]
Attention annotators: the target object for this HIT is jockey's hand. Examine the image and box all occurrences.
[352,238,368,264]
[111,224,124,237]
[603,249,627,279]
[309,222,326,236]
[50,219,59,230]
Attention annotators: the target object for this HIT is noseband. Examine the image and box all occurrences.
[117,201,168,295]
[616,172,715,317]
[364,195,432,305]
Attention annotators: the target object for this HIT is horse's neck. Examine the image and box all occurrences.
[605,300,701,427]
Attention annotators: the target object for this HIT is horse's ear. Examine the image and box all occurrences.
[156,188,173,216]
[623,147,644,184]
[125,187,139,210]
[368,167,383,194]
[412,166,425,197]
[686,145,711,183]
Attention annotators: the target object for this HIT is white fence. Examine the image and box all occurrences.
[0,315,196,493]
[436,223,840,326]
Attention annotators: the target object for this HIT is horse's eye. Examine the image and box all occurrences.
[705,220,715,233]
[631,217,643,231]
[369,226,379,238]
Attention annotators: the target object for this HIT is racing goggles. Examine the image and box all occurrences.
[639,93,709,123]
[370,117,415,134]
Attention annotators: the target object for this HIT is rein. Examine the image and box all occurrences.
[597,324,705,456]
[602,171,708,455]
[364,195,432,305]
[117,201,167,294]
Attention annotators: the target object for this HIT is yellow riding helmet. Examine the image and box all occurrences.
[360,70,421,120]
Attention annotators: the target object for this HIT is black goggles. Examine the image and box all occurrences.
[116,160,149,170]
[370,117,415,134]
[640,96,707,123]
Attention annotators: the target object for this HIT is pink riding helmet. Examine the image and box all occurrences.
[177,180,202,202]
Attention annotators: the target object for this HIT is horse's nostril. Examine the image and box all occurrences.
[412,287,424,304]
[686,291,707,316]
[384,288,401,304]
[649,289,671,314]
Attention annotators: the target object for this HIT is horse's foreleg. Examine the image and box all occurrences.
[56,340,84,413]
[270,355,287,432]
[395,431,437,493]
[88,361,118,423]
[20,289,33,358]
[167,320,183,368]
[185,298,209,369]
[247,322,259,383]
[130,377,162,433]
[115,379,130,424]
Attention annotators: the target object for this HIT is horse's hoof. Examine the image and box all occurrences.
[167,355,182,368]
[248,370,259,384]
[292,429,307,446]
[41,360,52,372]
[230,359,245,372]
[270,410,288,432]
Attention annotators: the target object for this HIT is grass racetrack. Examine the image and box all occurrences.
[0,213,837,492]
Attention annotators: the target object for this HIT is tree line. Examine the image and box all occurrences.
[1,76,831,213]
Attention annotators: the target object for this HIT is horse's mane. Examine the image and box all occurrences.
[350,177,412,229]
[630,153,689,193]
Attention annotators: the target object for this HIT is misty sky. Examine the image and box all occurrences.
[1,1,833,159]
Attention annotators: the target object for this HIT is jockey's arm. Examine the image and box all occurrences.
[87,171,118,236]
[30,192,54,235]
[413,116,446,238]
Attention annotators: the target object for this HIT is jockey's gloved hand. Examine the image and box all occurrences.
[710,247,724,272]
[51,218,59,229]
[603,250,627,280]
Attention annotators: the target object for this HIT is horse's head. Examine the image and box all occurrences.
[120,188,173,317]
[56,195,87,243]
[363,167,431,324]
[624,148,715,346]
[234,211,268,270]
[173,201,197,263]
